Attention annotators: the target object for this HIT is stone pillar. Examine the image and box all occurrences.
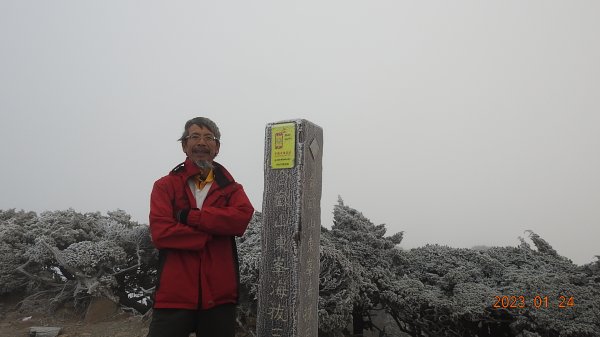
[257,119,323,337]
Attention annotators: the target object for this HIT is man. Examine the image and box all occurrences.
[148,117,254,337]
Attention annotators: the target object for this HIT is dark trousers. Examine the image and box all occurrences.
[147,304,236,337]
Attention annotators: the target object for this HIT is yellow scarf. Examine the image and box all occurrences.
[195,170,214,190]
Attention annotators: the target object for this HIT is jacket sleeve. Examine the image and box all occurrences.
[149,179,211,251]
[186,183,254,237]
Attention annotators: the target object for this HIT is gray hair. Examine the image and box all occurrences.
[178,117,221,143]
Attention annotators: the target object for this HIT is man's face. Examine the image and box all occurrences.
[182,124,220,163]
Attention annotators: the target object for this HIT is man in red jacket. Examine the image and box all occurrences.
[147,117,254,337]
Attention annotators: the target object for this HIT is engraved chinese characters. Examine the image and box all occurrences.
[258,120,323,337]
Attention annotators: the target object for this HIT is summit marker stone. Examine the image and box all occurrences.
[257,119,323,337]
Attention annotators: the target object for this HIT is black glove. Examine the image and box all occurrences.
[177,209,190,225]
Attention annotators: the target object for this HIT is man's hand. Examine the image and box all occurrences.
[176,209,190,225]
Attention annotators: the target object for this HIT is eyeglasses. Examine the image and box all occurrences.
[185,134,219,143]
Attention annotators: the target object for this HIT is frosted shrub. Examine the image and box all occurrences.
[2,209,157,314]
[62,240,127,276]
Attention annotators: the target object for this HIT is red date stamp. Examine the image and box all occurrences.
[493,295,575,309]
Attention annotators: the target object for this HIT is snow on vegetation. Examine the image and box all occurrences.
[1,202,599,337]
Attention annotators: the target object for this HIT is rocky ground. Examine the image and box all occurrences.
[0,294,149,337]
[0,293,403,337]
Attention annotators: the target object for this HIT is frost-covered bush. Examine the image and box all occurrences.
[318,228,359,336]
[62,240,127,276]
[235,212,262,335]
[29,209,105,249]
[390,239,600,336]
[1,208,157,314]
[319,199,599,337]
[237,212,262,303]
[3,204,598,336]
[0,209,38,294]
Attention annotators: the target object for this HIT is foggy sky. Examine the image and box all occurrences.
[1,1,598,265]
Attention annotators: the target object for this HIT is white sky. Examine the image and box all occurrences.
[1,1,598,265]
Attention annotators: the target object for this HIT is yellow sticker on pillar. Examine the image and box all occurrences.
[271,123,296,169]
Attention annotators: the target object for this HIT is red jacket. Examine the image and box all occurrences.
[149,159,253,310]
